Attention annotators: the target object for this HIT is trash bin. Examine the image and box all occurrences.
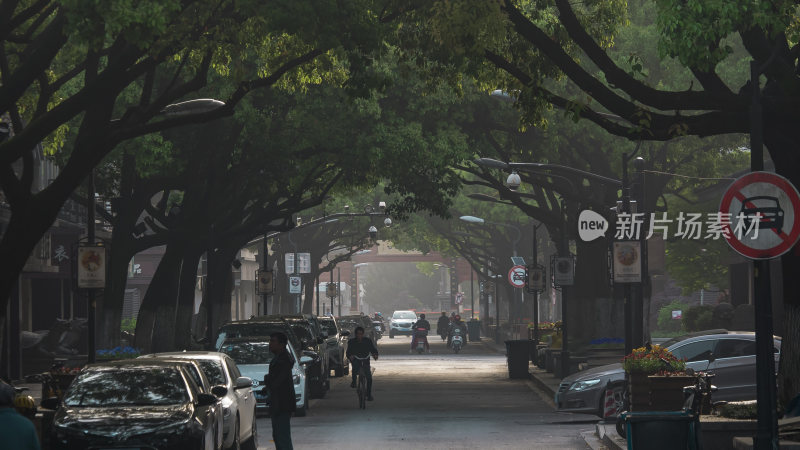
[621,411,698,450]
[468,320,481,341]
[504,340,531,379]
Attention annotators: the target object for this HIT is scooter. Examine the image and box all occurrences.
[413,328,428,354]
[451,327,464,354]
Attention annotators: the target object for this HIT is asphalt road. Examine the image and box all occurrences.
[255,336,597,449]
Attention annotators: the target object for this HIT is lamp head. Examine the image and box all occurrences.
[368,225,378,240]
[506,170,521,191]
[384,217,392,228]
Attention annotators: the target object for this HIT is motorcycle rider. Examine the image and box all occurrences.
[410,313,431,353]
[448,315,468,348]
[436,312,449,341]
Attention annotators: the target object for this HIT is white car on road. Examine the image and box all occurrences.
[140,351,257,450]
[219,337,312,416]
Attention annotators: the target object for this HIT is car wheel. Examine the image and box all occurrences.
[241,412,257,450]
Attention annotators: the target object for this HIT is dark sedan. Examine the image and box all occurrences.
[48,359,222,450]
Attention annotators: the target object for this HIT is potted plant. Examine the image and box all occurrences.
[622,345,692,411]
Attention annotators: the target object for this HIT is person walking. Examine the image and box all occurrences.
[264,332,295,450]
[0,382,40,450]
[436,312,449,340]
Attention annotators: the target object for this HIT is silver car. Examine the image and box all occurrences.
[140,351,257,450]
[555,331,782,417]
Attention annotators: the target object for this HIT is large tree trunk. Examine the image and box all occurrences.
[134,242,184,352]
[174,247,203,350]
[763,106,800,409]
[572,238,618,346]
[200,247,236,348]
[302,272,316,314]
[99,229,136,349]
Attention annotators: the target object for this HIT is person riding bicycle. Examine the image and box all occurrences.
[448,315,468,348]
[436,312,449,340]
[410,314,431,353]
[346,326,379,401]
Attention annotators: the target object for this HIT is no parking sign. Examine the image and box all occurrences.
[720,171,800,259]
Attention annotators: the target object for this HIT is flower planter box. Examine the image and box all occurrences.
[628,373,694,412]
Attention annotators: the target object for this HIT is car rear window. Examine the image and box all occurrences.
[393,312,417,320]
[64,367,188,406]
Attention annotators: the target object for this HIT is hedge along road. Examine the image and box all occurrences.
[255,337,595,449]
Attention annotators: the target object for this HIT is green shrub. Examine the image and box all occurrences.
[121,318,136,333]
[683,305,714,331]
[657,300,687,333]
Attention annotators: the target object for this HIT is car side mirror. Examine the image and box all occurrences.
[234,376,252,390]
[40,397,60,410]
[299,356,313,365]
[341,330,350,336]
[197,393,218,407]
[211,385,228,397]
[708,352,716,364]
[301,339,309,348]
[316,337,324,344]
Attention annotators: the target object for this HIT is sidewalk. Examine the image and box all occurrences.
[479,337,625,450]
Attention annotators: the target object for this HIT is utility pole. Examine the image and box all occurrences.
[622,152,634,356]
[87,171,96,363]
[750,58,779,450]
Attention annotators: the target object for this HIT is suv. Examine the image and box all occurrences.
[319,316,350,377]
[215,315,329,398]
[273,314,330,398]
[389,310,418,338]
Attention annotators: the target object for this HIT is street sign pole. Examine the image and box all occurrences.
[750,59,778,450]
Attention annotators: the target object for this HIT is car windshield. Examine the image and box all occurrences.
[220,341,274,365]
[216,323,287,349]
[393,312,417,320]
[320,319,337,336]
[196,359,226,385]
[63,367,188,406]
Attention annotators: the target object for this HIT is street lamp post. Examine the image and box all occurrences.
[460,215,522,337]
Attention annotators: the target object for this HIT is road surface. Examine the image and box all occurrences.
[255,335,598,449]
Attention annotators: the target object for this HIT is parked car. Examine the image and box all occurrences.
[279,314,331,398]
[216,316,327,398]
[555,330,782,418]
[139,351,257,449]
[389,310,418,338]
[319,316,350,377]
[219,337,312,416]
[339,314,379,341]
[46,359,226,450]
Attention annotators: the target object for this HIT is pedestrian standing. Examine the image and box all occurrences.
[264,332,295,450]
[0,382,40,450]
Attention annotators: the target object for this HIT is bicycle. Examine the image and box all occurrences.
[351,354,372,409]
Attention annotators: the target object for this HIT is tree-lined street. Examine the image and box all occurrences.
[254,337,595,449]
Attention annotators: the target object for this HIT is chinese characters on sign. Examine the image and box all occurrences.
[77,245,106,289]
[612,212,762,241]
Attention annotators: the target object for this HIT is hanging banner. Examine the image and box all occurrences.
[77,245,106,289]
[297,252,311,273]
[613,241,642,283]
[285,253,295,274]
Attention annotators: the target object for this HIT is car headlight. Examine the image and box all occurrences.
[293,375,301,385]
[569,379,601,392]
[223,406,231,418]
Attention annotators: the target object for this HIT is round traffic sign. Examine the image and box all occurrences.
[508,265,527,288]
[719,171,800,259]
